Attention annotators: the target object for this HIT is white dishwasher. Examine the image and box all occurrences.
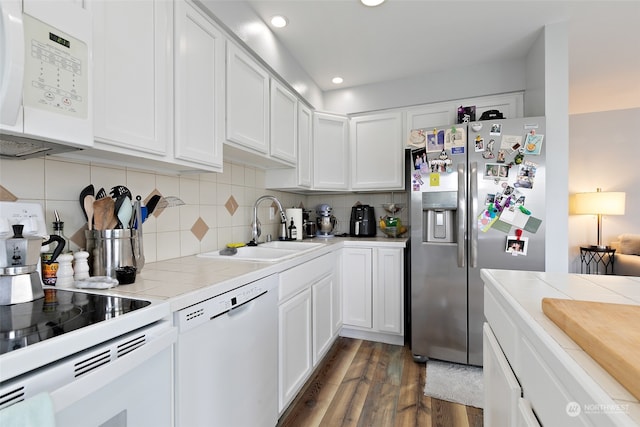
[174,274,278,427]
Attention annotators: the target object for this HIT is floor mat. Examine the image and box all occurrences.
[424,359,483,409]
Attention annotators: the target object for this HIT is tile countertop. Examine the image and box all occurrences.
[481,269,640,424]
[98,236,408,312]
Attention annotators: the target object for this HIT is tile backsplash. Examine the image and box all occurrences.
[0,157,407,263]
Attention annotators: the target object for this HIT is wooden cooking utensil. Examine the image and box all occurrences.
[84,195,95,230]
[93,197,118,230]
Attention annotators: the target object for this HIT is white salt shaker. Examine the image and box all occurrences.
[55,253,75,288]
[73,250,90,281]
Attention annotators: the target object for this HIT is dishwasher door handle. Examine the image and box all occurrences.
[211,290,269,320]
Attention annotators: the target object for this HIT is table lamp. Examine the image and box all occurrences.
[571,188,626,249]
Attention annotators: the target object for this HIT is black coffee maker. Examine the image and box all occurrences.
[349,205,376,237]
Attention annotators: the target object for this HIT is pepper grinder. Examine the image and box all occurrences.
[73,250,90,281]
[55,253,75,288]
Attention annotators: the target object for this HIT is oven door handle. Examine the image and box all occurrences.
[50,327,176,412]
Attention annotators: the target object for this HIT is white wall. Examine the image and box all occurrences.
[543,22,570,273]
[524,29,545,116]
[568,107,640,272]
[323,58,526,115]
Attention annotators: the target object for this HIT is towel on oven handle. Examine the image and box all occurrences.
[0,392,55,427]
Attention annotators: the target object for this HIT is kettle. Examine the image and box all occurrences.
[2,224,65,268]
[0,225,65,305]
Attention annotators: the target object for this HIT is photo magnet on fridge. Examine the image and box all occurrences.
[426,131,444,153]
[506,236,528,256]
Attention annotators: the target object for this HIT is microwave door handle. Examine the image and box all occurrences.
[457,163,466,268]
[0,1,25,126]
[470,162,479,268]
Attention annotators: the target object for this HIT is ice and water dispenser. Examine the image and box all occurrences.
[422,191,457,243]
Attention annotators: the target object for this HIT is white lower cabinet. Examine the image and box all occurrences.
[342,247,373,328]
[312,274,334,366]
[278,253,339,414]
[341,245,404,345]
[278,287,312,413]
[483,323,524,427]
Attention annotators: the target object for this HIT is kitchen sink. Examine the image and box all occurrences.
[197,241,324,262]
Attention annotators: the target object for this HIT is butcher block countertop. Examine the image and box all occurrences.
[482,269,640,425]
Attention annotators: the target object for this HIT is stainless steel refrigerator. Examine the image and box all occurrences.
[408,117,546,366]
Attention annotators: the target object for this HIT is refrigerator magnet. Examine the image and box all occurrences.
[482,139,496,159]
[523,132,544,155]
[490,123,502,135]
[426,131,444,153]
[474,136,484,152]
[506,236,528,256]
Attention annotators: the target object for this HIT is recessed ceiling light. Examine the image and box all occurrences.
[332,77,344,84]
[361,0,385,6]
[270,15,288,28]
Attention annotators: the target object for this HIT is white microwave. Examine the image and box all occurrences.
[0,0,93,159]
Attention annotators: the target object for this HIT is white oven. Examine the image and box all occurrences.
[0,289,176,427]
[0,0,93,159]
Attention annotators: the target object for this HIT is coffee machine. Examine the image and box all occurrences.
[0,202,64,305]
[315,204,337,237]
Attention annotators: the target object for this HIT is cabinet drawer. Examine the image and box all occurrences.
[279,253,334,302]
[483,323,522,427]
[484,286,518,371]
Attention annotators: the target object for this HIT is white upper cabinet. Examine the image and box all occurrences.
[350,112,403,190]
[225,43,270,153]
[313,112,349,190]
[404,104,457,144]
[270,80,297,165]
[91,0,172,156]
[173,0,224,171]
[297,103,313,188]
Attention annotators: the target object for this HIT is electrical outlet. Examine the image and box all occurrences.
[269,207,275,220]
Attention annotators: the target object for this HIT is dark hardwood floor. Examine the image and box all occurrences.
[278,337,483,427]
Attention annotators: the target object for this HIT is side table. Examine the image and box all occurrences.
[580,246,616,275]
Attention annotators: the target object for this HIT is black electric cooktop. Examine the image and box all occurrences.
[0,289,150,356]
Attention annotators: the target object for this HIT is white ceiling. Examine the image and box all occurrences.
[246,0,640,114]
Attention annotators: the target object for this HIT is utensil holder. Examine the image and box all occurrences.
[85,229,143,278]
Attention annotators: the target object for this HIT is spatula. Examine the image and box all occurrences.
[79,184,94,221]
[93,197,117,230]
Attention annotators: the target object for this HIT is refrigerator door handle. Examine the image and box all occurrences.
[470,162,479,268]
[457,163,466,268]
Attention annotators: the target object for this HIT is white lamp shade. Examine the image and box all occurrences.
[572,191,626,215]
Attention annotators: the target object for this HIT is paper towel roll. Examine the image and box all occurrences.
[285,208,303,240]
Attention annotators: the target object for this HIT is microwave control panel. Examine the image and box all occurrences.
[22,14,88,119]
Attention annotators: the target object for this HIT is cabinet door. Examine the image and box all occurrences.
[226,43,269,153]
[313,112,349,190]
[312,274,333,366]
[297,103,313,188]
[350,112,403,190]
[92,0,171,155]
[270,81,297,164]
[278,289,312,413]
[483,323,522,427]
[342,248,372,328]
[374,247,404,334]
[174,0,223,170]
[332,250,343,336]
[404,104,456,145]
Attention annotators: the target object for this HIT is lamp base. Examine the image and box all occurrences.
[589,244,611,250]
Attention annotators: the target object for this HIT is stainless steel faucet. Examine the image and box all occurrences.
[251,195,287,244]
